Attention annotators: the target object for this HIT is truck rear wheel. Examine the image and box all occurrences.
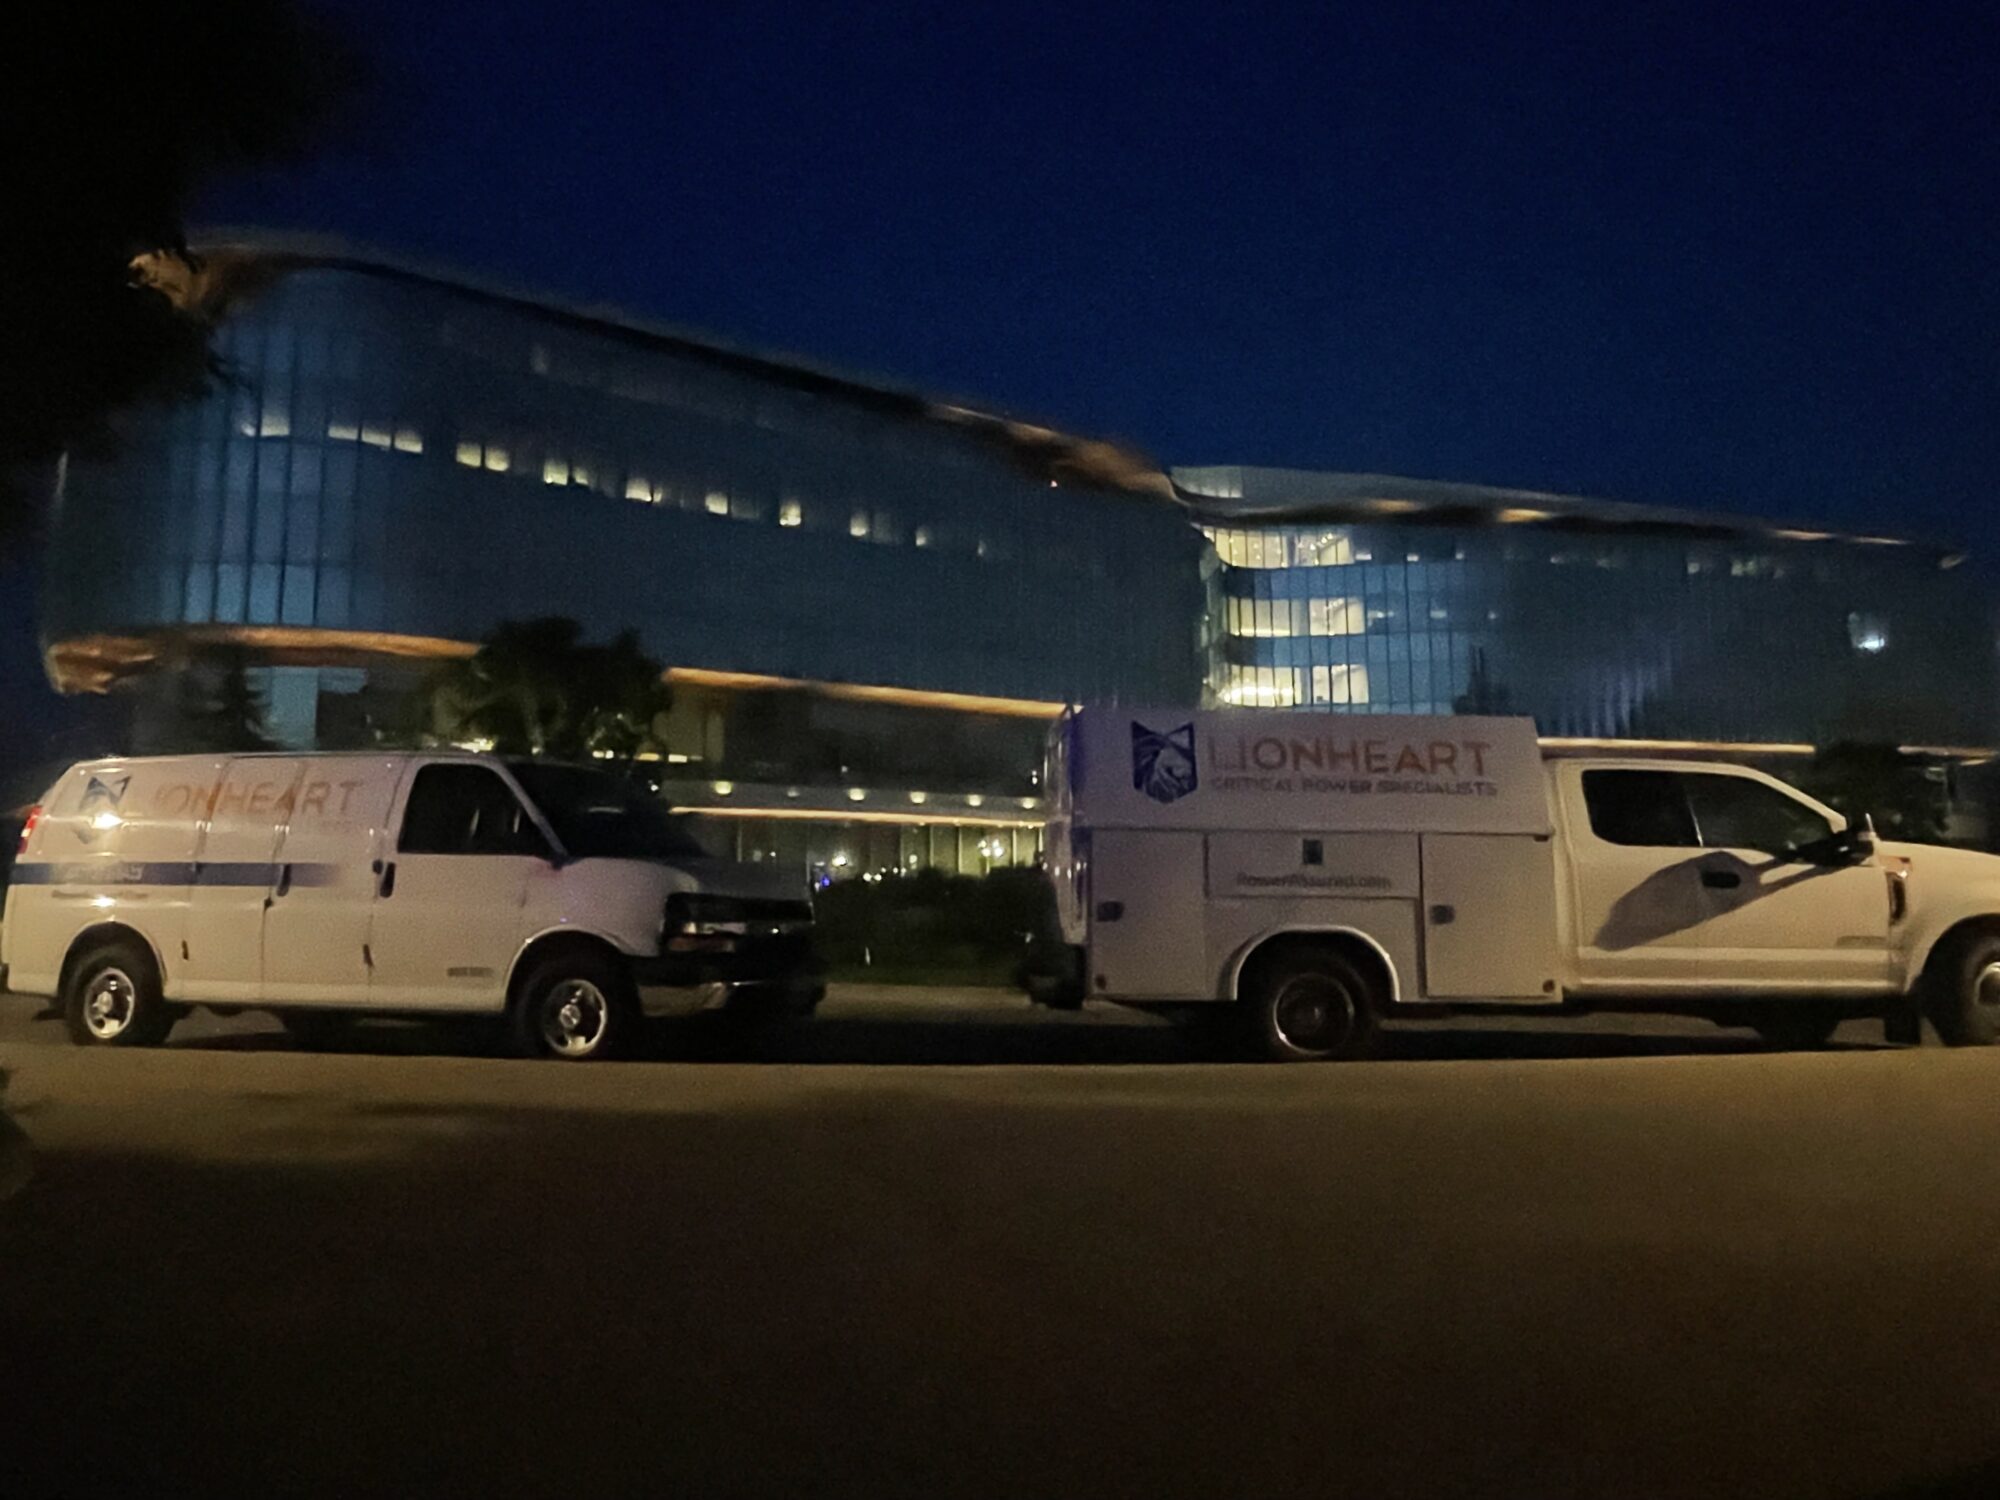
[1923,928,2000,1047]
[63,938,175,1049]
[1244,945,1381,1062]
[508,947,637,1061]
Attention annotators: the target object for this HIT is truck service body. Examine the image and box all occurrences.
[1047,708,2000,1059]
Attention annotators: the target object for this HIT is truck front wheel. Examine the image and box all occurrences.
[1923,928,2000,1047]
[1244,945,1382,1062]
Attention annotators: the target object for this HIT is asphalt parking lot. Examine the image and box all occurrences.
[5,987,1999,1498]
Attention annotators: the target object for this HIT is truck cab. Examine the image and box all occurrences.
[1046,708,2000,1059]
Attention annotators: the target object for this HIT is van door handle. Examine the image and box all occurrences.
[378,861,397,898]
[1701,869,1741,890]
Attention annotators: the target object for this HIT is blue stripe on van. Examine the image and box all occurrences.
[7,861,339,888]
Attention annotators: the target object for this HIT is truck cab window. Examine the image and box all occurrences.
[399,765,548,857]
[1682,773,1831,856]
[1581,769,1699,847]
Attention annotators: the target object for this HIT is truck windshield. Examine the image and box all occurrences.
[505,762,709,861]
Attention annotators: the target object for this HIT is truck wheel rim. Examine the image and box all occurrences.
[83,968,137,1040]
[541,980,609,1057]
[1272,974,1356,1055]
[1975,963,2000,1012]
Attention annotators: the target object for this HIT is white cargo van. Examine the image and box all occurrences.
[1,752,820,1059]
[1044,708,2000,1059]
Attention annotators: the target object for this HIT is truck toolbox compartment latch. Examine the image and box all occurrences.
[1429,904,1456,926]
[1095,900,1124,922]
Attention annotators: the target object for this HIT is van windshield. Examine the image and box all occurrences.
[504,762,710,861]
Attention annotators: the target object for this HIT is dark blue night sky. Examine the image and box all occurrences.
[6,0,1997,792]
[202,0,1998,536]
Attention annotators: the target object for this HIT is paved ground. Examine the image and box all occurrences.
[4,988,2000,1498]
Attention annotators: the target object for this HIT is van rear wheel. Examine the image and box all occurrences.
[63,939,174,1049]
[509,948,636,1061]
[1245,945,1381,1062]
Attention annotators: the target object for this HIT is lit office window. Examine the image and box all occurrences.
[484,446,510,473]
[913,525,932,548]
[1848,612,1889,654]
[573,463,594,489]
[850,510,871,539]
[1216,665,1302,707]
[393,428,423,454]
[625,474,656,503]
[1293,531,1354,566]
[778,499,803,527]
[1310,664,1369,705]
[1307,597,1366,635]
[360,423,393,449]
[544,455,570,486]
[258,403,290,438]
[455,441,483,468]
[705,491,730,516]
[328,419,361,443]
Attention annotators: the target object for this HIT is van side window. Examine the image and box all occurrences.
[399,765,548,857]
[1580,770,1699,847]
[1682,773,1831,856]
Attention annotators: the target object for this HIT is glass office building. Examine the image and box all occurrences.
[40,243,1205,876]
[34,244,2000,873]
[1182,466,1995,751]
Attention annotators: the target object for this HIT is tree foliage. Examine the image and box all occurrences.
[1791,742,1948,842]
[172,649,278,754]
[431,618,674,760]
[2,4,361,542]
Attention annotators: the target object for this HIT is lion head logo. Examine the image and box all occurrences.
[75,773,131,845]
[1131,720,1198,805]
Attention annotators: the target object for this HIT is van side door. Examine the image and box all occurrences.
[366,762,552,1009]
[263,757,403,1006]
[181,758,303,1002]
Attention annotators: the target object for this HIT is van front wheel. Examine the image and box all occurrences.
[63,939,174,1049]
[1245,946,1381,1062]
[509,949,637,1061]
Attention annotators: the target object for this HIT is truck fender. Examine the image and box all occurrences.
[1223,925,1404,1005]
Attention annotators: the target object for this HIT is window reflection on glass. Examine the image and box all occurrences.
[456,441,482,467]
[544,455,570,486]
[705,491,730,516]
[1848,612,1888,654]
[393,428,423,454]
[849,510,871,538]
[778,499,803,527]
[484,446,510,472]
[913,525,932,547]
[258,403,290,438]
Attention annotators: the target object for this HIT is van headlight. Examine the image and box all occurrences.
[664,894,754,938]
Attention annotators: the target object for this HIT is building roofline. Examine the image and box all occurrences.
[166,229,1180,504]
[1171,466,1966,560]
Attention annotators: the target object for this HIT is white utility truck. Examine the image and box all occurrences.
[1043,708,2000,1059]
[1,752,821,1059]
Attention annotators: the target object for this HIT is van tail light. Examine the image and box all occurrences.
[18,805,41,857]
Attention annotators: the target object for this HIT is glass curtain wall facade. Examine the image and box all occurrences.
[46,256,1203,717]
[1187,467,1997,748]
